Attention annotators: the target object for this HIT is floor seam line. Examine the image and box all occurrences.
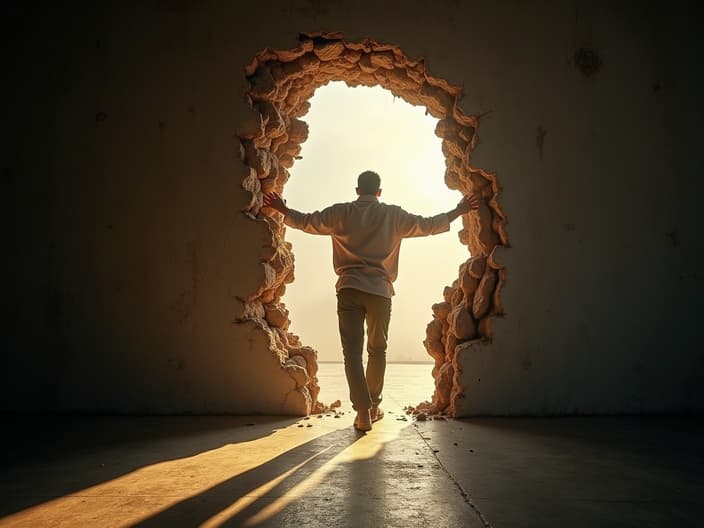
[413,422,493,528]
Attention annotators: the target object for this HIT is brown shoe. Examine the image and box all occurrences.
[354,409,372,431]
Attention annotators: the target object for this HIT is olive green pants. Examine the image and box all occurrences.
[336,287,392,411]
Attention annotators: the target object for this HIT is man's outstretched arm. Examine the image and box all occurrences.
[262,191,338,235]
[398,193,481,238]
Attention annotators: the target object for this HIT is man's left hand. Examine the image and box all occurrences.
[456,193,481,215]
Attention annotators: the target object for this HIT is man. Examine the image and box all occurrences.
[263,171,479,431]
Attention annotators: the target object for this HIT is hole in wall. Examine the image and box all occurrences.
[282,81,470,402]
[237,32,509,416]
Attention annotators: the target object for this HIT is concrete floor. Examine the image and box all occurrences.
[1,364,702,527]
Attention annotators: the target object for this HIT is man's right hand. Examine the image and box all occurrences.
[262,192,289,215]
[445,193,481,223]
[456,193,481,215]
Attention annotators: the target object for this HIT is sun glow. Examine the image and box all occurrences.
[283,81,469,363]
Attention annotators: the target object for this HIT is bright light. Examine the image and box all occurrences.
[1,415,408,527]
[283,82,468,363]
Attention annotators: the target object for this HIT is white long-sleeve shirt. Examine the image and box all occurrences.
[284,195,450,298]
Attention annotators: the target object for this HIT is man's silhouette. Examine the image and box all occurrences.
[263,171,479,431]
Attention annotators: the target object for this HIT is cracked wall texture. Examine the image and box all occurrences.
[3,2,703,415]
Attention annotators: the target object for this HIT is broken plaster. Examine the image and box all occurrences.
[237,32,509,417]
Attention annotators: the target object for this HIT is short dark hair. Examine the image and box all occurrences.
[357,171,381,194]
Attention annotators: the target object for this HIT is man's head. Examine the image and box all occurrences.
[356,170,382,196]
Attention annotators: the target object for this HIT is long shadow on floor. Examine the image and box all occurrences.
[133,425,366,527]
[133,420,481,527]
[0,414,299,517]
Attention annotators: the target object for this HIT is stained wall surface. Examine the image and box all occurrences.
[3,2,702,415]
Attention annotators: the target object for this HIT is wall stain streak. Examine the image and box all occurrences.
[536,125,547,159]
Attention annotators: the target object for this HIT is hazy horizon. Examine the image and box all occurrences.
[282,81,469,363]
[316,360,435,363]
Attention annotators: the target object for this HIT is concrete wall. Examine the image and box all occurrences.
[3,2,702,415]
